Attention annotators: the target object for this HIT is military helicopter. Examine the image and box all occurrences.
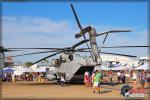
[0,4,150,82]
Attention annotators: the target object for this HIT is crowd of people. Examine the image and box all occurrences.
[84,69,150,93]
[2,67,150,93]
[131,70,150,89]
[3,72,47,84]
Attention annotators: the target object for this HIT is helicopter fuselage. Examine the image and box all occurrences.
[47,53,96,82]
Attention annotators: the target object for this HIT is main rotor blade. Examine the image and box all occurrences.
[72,39,89,49]
[31,51,63,66]
[102,33,108,44]
[0,46,23,52]
[6,50,22,52]
[100,51,137,58]
[6,39,90,52]
[75,50,137,58]
[76,45,150,51]
[8,50,57,58]
[0,49,22,52]
[0,50,58,60]
[71,4,82,30]
[6,47,63,50]
[70,3,92,58]
[102,46,150,48]
[70,4,93,61]
[96,30,131,37]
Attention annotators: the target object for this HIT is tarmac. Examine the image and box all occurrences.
[1,81,150,100]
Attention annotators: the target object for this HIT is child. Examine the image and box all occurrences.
[60,73,65,87]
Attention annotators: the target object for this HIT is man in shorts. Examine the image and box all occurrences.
[93,70,102,93]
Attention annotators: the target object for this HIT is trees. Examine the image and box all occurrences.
[25,62,33,67]
[41,59,49,65]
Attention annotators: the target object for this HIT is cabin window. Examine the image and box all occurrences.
[69,54,73,61]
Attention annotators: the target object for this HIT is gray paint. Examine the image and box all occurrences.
[0,52,4,80]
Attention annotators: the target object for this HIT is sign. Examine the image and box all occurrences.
[121,85,144,99]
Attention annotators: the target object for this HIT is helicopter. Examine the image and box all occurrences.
[0,4,150,82]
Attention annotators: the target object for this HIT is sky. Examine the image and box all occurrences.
[1,1,149,63]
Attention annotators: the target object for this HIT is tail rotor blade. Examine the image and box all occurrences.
[72,39,89,49]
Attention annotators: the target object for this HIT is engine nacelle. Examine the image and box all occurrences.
[60,53,74,62]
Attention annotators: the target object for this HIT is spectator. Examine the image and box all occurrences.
[117,71,121,83]
[121,71,126,84]
[84,70,90,87]
[139,71,146,89]
[12,73,16,84]
[93,70,102,93]
[132,70,137,89]
[109,70,113,85]
[60,73,65,87]
[91,71,95,87]
[147,71,150,81]
[56,73,61,85]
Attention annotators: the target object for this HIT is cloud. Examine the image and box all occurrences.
[3,16,70,34]
[2,16,80,47]
[2,16,82,62]
[2,16,149,63]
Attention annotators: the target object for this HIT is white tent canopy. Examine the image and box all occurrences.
[14,67,33,75]
[34,67,47,72]
[135,63,150,70]
[14,71,23,75]
[18,67,33,72]
[94,65,132,71]
[30,64,38,71]
[94,66,101,71]
[111,66,132,71]
[100,66,110,70]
